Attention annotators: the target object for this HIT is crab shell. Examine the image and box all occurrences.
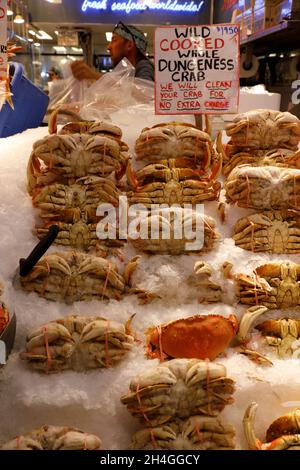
[129,208,219,255]
[145,314,238,361]
[266,410,300,442]
[130,415,236,450]
[59,120,123,139]
[243,402,300,450]
[121,358,236,426]
[225,165,300,210]
[135,121,213,168]
[225,110,300,150]
[0,425,102,450]
[232,209,300,254]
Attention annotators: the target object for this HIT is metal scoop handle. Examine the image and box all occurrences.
[19,225,59,277]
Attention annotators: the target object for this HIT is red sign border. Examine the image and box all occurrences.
[154,23,240,115]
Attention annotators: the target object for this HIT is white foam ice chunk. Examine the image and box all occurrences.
[241,85,267,95]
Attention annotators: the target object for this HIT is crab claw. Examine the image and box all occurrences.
[26,322,74,350]
[236,306,269,344]
[210,148,222,180]
[126,161,140,189]
[193,261,213,277]
[238,347,273,366]
[125,314,136,338]
[243,402,263,450]
[124,256,141,286]
[48,108,59,135]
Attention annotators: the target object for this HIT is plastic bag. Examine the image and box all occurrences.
[80,58,138,121]
[46,58,140,123]
[46,60,92,122]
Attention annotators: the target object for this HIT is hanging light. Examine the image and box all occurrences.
[14,14,25,24]
[14,3,25,24]
[45,0,62,3]
[7,0,13,16]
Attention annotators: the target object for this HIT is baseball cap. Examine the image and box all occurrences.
[113,22,148,55]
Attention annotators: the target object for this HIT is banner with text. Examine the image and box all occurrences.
[155,24,240,115]
[0,0,7,81]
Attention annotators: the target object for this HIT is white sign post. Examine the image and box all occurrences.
[0,0,7,81]
[155,24,240,115]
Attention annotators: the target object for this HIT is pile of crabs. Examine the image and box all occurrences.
[4,109,300,450]
[23,115,223,303]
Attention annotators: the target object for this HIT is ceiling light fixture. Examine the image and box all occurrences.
[54,46,67,53]
[37,30,53,40]
[14,14,25,24]
[106,32,112,42]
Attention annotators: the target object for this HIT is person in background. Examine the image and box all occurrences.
[48,66,62,81]
[71,22,154,82]
[47,66,65,101]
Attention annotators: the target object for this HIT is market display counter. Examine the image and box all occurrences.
[1,116,300,450]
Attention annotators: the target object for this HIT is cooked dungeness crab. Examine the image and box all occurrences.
[130,415,236,450]
[236,305,300,359]
[18,252,139,304]
[20,314,135,372]
[121,358,235,426]
[135,122,214,168]
[127,156,221,206]
[0,425,101,450]
[35,220,99,252]
[129,207,218,255]
[236,261,300,310]
[36,220,124,255]
[187,261,223,304]
[145,314,238,362]
[244,403,300,450]
[27,132,129,194]
[32,176,121,222]
[225,110,300,152]
[225,165,300,210]
[48,106,124,138]
[233,210,300,254]
[222,148,300,178]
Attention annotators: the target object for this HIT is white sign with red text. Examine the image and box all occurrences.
[0,0,7,81]
[155,24,240,115]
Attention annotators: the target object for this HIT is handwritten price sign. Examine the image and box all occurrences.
[154,24,240,115]
[0,0,7,81]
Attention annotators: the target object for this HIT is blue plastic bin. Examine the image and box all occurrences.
[0,62,49,138]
